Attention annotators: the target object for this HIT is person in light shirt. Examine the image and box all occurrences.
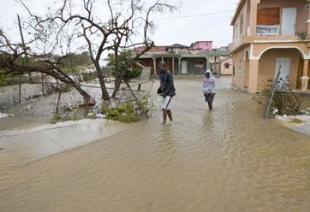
[202,70,216,111]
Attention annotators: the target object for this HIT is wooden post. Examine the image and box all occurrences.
[153,57,157,75]
[178,58,182,74]
[41,74,45,95]
[172,57,175,75]
[138,83,142,91]
[18,77,22,104]
[264,67,281,119]
[55,80,61,114]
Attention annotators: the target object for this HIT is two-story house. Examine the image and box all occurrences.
[231,0,310,93]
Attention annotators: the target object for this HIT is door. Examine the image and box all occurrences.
[281,8,297,35]
[181,60,188,74]
[275,57,291,87]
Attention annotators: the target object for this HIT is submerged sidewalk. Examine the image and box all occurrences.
[0,118,131,168]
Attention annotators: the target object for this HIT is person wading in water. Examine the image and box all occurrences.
[202,69,216,111]
[157,62,176,124]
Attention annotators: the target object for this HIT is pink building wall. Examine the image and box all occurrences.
[191,41,213,51]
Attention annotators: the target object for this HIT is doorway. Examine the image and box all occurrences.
[275,57,291,87]
[181,60,188,74]
[281,8,297,35]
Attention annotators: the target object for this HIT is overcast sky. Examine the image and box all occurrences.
[151,0,238,48]
[0,0,239,48]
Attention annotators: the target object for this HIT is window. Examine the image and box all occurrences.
[239,59,243,70]
[256,25,280,35]
[240,14,244,34]
[234,23,239,39]
[224,63,230,69]
[256,8,280,36]
[239,59,243,79]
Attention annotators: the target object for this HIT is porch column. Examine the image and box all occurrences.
[248,59,259,93]
[301,59,309,90]
[178,58,182,74]
[249,0,260,36]
[172,57,175,75]
[153,57,157,75]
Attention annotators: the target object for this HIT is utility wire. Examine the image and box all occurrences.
[155,10,234,21]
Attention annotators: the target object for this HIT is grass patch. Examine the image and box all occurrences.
[103,102,140,123]
[50,106,88,124]
[50,113,79,124]
[289,118,304,124]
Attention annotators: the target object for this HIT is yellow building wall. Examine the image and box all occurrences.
[232,47,250,90]
[258,49,302,90]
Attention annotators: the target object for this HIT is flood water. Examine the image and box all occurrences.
[1,78,310,212]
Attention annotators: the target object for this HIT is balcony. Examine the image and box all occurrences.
[256,25,280,36]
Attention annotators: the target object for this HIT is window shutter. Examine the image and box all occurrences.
[257,8,280,25]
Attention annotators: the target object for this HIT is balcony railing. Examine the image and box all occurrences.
[256,25,280,36]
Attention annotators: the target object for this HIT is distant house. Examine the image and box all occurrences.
[211,57,233,76]
[208,46,233,76]
[231,0,310,93]
[134,42,210,75]
[190,41,213,52]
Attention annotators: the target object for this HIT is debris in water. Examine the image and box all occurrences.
[0,112,9,118]
[96,113,105,118]
[0,112,14,118]
[276,115,310,125]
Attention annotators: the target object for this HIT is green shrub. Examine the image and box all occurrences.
[103,102,140,123]
[107,50,142,81]
[125,67,142,80]
[297,31,308,40]
[290,118,304,124]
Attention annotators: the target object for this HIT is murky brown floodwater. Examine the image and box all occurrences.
[1,77,310,212]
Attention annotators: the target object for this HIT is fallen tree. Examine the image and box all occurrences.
[0,29,95,105]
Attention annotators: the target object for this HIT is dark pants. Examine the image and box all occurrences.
[204,93,215,110]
